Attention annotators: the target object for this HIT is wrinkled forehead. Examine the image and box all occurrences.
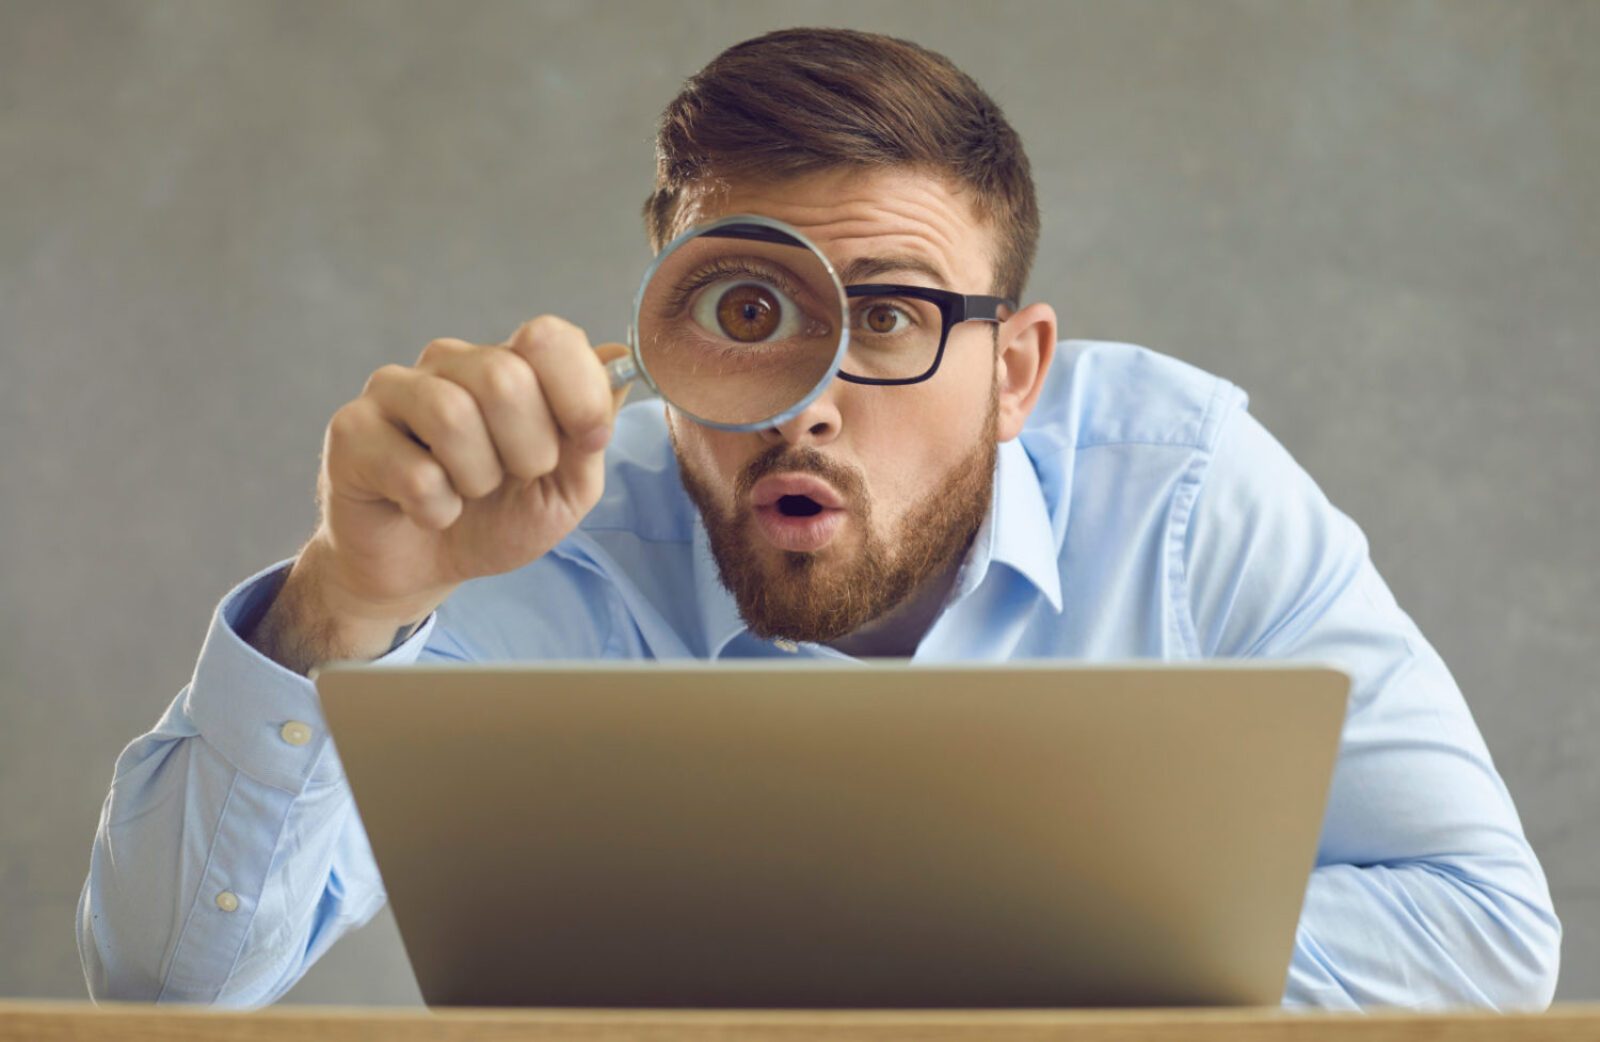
[666,168,1000,292]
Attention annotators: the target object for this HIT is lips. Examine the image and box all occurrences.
[749,474,846,511]
[749,473,848,552]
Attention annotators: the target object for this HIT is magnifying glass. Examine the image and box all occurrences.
[604,215,849,431]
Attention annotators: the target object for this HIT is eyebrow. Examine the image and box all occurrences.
[836,255,951,288]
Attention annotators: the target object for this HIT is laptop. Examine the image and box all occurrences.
[315,660,1348,1008]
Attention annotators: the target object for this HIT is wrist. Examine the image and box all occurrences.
[297,538,446,633]
[244,540,447,674]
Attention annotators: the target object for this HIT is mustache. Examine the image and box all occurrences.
[734,445,869,514]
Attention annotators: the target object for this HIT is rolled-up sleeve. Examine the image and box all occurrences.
[1180,407,1561,1009]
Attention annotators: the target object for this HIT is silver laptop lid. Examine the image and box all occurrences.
[316,661,1348,1008]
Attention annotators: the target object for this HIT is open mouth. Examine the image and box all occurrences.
[749,475,848,552]
[749,473,845,513]
[775,494,824,518]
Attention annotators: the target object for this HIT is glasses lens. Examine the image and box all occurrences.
[842,292,945,381]
[635,223,843,427]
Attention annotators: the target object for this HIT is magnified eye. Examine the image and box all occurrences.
[693,280,803,343]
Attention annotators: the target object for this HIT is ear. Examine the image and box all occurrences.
[995,301,1057,442]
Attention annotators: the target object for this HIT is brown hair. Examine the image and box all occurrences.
[643,28,1039,301]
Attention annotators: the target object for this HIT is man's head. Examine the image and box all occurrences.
[646,30,1058,646]
[644,28,1039,302]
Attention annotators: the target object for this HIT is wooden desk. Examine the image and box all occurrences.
[4,1002,1599,1041]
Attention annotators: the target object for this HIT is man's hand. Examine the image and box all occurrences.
[246,317,628,673]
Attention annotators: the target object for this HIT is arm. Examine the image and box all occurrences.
[1180,408,1560,1010]
[78,545,632,1005]
[79,320,628,1004]
[76,562,432,1006]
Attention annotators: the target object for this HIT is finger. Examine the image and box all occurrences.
[363,364,505,500]
[418,342,561,482]
[326,398,463,529]
[504,317,616,455]
[544,340,635,504]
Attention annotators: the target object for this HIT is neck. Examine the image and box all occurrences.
[824,551,966,659]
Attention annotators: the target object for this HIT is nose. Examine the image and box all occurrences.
[759,383,843,448]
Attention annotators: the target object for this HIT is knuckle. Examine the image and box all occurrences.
[397,461,444,505]
[423,381,479,439]
[326,402,365,449]
[478,349,532,408]
[362,363,409,397]
[518,315,585,357]
[418,337,468,366]
[525,314,571,340]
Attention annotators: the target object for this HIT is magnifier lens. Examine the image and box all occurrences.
[633,221,845,429]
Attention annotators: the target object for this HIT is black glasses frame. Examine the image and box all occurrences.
[838,284,1016,386]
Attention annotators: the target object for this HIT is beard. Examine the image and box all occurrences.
[672,393,999,644]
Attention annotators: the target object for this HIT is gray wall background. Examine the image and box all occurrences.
[2,0,1595,1006]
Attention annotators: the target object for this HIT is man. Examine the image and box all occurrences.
[79,28,1559,1009]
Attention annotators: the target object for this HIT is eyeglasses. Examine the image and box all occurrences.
[837,284,1016,386]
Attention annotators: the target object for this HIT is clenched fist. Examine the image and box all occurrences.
[246,317,629,673]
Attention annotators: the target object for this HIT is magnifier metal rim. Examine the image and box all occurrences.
[629,213,851,433]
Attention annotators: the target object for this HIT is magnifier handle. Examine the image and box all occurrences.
[605,352,638,392]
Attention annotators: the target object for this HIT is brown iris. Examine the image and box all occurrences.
[716,284,781,342]
[864,304,899,334]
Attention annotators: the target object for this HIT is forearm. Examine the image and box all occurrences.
[79,716,383,1005]
[1183,408,1559,1010]
[79,564,425,1004]
[1285,860,1560,1010]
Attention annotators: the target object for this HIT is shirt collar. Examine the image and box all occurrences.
[691,436,1063,657]
[956,436,1064,612]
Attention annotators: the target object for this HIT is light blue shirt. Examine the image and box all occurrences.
[78,341,1560,1009]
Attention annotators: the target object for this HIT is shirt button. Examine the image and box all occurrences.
[773,639,800,653]
[280,721,313,747]
[215,891,240,913]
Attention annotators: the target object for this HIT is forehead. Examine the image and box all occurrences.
[675,167,997,290]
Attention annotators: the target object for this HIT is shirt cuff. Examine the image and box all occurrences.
[182,560,438,794]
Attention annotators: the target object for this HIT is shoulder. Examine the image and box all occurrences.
[1021,339,1248,455]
